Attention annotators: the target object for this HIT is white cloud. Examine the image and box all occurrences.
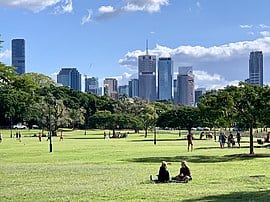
[260,31,270,37]
[119,37,270,69]
[83,0,169,24]
[259,24,270,29]
[194,70,239,90]
[98,6,116,14]
[124,0,169,13]
[0,0,73,13]
[0,49,11,60]
[240,24,253,29]
[81,9,93,25]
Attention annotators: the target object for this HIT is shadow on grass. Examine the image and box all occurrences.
[196,145,269,150]
[182,190,270,202]
[130,138,186,142]
[66,137,104,140]
[127,153,270,164]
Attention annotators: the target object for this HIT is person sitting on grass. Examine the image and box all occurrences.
[172,161,192,183]
[150,161,170,183]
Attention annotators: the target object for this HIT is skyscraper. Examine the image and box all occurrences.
[128,79,139,98]
[104,78,118,100]
[12,39,25,75]
[85,77,99,94]
[249,51,263,86]
[158,57,173,101]
[175,66,194,106]
[195,88,206,105]
[57,68,81,91]
[138,50,156,101]
[118,85,129,97]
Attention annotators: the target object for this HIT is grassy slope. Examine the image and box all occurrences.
[0,129,270,202]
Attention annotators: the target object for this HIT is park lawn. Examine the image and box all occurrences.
[0,129,270,201]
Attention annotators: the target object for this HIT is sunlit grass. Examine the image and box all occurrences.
[0,129,270,201]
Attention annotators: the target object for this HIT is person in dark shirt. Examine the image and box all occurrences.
[150,161,170,183]
[172,161,192,183]
[187,133,193,152]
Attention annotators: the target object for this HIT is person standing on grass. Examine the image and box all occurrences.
[0,133,2,143]
[59,131,64,141]
[236,131,241,147]
[187,132,193,152]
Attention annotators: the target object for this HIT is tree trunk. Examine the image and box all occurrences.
[144,128,148,138]
[249,126,254,155]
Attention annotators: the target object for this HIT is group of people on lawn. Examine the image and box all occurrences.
[151,161,192,183]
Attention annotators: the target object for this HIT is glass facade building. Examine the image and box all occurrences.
[158,57,173,101]
[138,55,156,101]
[85,77,99,94]
[57,68,81,91]
[12,39,25,75]
[249,51,263,86]
[128,79,139,98]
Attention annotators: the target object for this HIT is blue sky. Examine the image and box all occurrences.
[0,0,270,89]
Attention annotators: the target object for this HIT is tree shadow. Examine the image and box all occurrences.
[182,190,270,202]
[130,138,186,142]
[66,137,104,140]
[127,153,270,164]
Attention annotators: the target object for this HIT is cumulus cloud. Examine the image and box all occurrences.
[259,24,270,29]
[119,37,270,69]
[240,24,253,29]
[0,0,73,13]
[260,31,270,37]
[0,49,11,60]
[194,70,239,90]
[83,0,169,24]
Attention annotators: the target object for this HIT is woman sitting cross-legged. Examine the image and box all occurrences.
[150,161,170,183]
[172,161,192,183]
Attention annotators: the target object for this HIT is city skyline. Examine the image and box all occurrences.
[0,0,270,89]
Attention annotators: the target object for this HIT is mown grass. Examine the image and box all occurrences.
[0,129,270,201]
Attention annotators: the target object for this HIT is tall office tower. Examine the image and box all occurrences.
[138,44,156,101]
[104,78,118,100]
[128,79,139,98]
[249,51,263,86]
[158,57,173,101]
[195,88,206,105]
[118,85,129,97]
[85,77,99,94]
[175,66,194,106]
[57,68,81,91]
[173,79,177,104]
[12,39,25,75]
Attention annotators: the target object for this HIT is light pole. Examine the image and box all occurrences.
[48,102,53,153]
[154,126,157,145]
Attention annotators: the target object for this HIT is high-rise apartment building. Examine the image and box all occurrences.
[175,66,194,106]
[249,51,263,86]
[12,39,25,75]
[85,77,99,94]
[104,78,118,100]
[57,68,81,91]
[128,79,139,98]
[138,54,156,102]
[158,57,173,101]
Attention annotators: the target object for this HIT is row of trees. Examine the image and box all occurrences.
[1,41,270,154]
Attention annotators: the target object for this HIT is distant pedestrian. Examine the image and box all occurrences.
[236,131,241,147]
[38,132,42,142]
[0,133,2,143]
[187,133,193,152]
[18,132,22,142]
[59,131,64,141]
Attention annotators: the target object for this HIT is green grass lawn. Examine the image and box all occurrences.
[0,129,270,201]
